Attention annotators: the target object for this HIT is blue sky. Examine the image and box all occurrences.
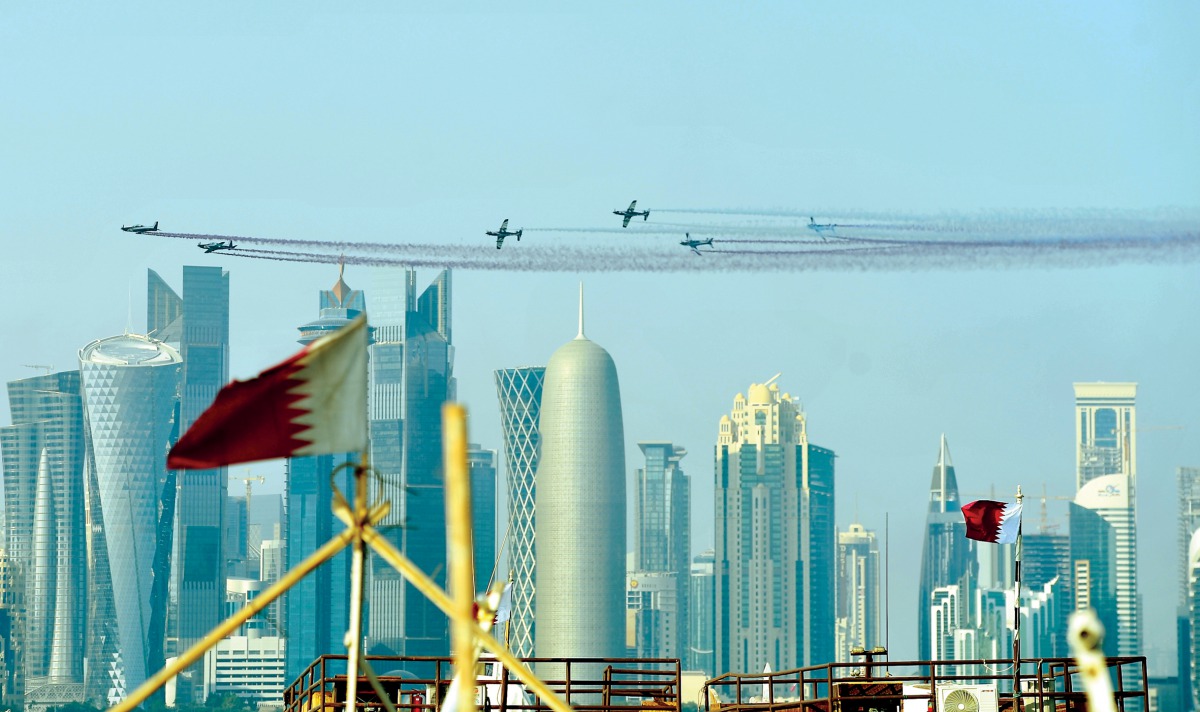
[2,2,1198,670]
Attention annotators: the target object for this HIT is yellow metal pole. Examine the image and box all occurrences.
[109,528,357,712]
[445,403,478,712]
[363,531,575,712]
[343,462,371,712]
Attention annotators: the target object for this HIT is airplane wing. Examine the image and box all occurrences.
[496,234,505,249]
[500,219,509,231]
[622,214,633,228]
[628,200,637,212]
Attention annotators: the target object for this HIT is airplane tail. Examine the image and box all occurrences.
[152,221,158,230]
[517,230,523,241]
[644,211,650,220]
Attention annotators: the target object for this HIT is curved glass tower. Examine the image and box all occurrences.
[79,334,181,702]
[494,366,545,658]
[916,435,976,664]
[535,291,625,670]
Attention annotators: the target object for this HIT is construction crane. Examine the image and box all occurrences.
[22,364,54,375]
[231,473,266,511]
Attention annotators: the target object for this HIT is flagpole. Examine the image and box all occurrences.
[1013,485,1023,703]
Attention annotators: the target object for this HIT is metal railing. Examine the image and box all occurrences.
[703,656,1148,712]
[284,655,682,712]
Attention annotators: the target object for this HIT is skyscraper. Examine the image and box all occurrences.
[1069,499,1120,657]
[1178,466,1200,711]
[147,266,230,684]
[468,444,498,591]
[366,269,455,658]
[494,366,545,657]
[0,371,87,698]
[285,267,367,681]
[79,333,182,703]
[835,523,881,663]
[630,442,690,660]
[714,375,836,674]
[535,290,625,670]
[917,435,976,664]
[1022,532,1071,658]
[1073,383,1139,657]
[687,550,715,676]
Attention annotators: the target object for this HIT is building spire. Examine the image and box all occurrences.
[576,282,586,340]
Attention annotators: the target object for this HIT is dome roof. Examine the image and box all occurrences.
[80,333,182,366]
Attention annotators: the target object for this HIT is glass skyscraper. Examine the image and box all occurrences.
[0,371,87,697]
[493,366,544,657]
[365,269,455,658]
[148,266,230,696]
[1073,383,1139,657]
[79,333,182,704]
[285,266,366,682]
[1069,499,1120,657]
[468,445,498,593]
[714,375,836,674]
[631,442,690,660]
[917,435,976,664]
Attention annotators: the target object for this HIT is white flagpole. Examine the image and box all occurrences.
[1013,485,1024,702]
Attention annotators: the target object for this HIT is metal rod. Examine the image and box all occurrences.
[363,530,575,712]
[1013,485,1023,701]
[446,403,479,712]
[110,527,357,712]
[344,462,371,712]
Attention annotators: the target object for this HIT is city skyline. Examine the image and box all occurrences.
[2,1,1198,678]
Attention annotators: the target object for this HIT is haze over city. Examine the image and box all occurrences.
[2,0,1198,684]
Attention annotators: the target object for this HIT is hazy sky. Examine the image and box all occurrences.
[2,3,1198,671]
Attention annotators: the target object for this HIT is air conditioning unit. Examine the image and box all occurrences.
[936,684,998,712]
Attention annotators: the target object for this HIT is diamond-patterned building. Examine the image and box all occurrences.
[494,366,545,657]
[78,334,181,704]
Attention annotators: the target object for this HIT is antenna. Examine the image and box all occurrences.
[23,364,54,375]
[763,372,782,387]
[576,282,586,339]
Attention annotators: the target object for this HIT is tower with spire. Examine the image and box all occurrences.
[534,284,626,673]
[916,435,977,663]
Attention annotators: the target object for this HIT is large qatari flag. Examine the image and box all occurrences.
[168,315,368,470]
[961,499,1022,544]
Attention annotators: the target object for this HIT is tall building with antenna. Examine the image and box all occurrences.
[535,287,626,671]
[494,366,545,657]
[714,374,835,673]
[1072,382,1139,657]
[917,435,976,664]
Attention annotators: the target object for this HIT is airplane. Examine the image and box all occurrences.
[807,216,837,239]
[121,221,159,234]
[486,219,523,249]
[680,233,714,255]
[613,200,650,228]
[198,240,236,253]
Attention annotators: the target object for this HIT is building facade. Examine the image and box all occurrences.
[79,333,182,703]
[687,551,715,676]
[714,375,836,674]
[631,442,690,661]
[494,366,545,657]
[366,269,455,658]
[917,435,976,664]
[0,371,87,700]
[284,267,367,681]
[835,523,881,664]
[468,444,498,592]
[535,294,626,671]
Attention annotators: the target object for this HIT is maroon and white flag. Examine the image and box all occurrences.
[961,499,1022,544]
[168,315,368,470]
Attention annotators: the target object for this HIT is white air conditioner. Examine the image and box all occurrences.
[936,684,998,712]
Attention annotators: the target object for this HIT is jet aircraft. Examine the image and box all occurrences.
[487,219,523,249]
[680,233,714,255]
[613,200,650,228]
[807,217,837,239]
[198,240,236,253]
[121,221,159,234]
